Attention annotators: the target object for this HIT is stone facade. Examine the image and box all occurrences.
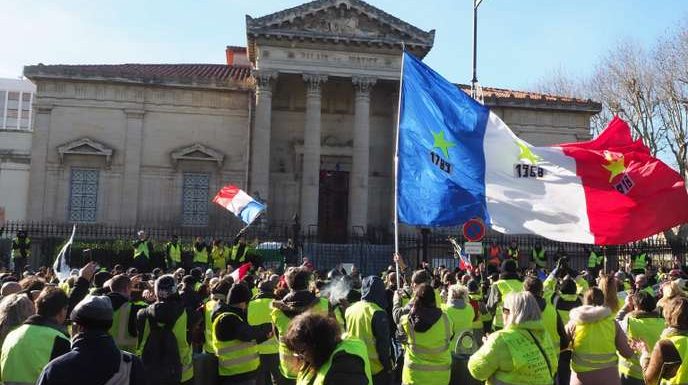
[23,0,601,238]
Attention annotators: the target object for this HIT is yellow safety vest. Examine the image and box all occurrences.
[297,338,373,385]
[345,300,384,374]
[400,312,452,385]
[193,245,209,263]
[490,323,557,385]
[575,277,589,296]
[441,303,476,357]
[571,313,617,373]
[109,302,138,353]
[587,251,601,268]
[247,298,279,355]
[619,315,665,380]
[334,305,346,332]
[134,241,149,260]
[211,246,227,271]
[633,253,647,271]
[11,237,31,259]
[540,301,560,351]
[167,243,181,263]
[212,312,260,377]
[137,309,193,382]
[0,323,69,384]
[664,335,688,385]
[493,279,524,329]
[203,299,217,354]
[272,297,329,379]
[532,248,546,267]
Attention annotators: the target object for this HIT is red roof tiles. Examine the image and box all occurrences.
[24,63,252,87]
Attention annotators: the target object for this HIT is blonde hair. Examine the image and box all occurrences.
[503,292,541,327]
[0,293,35,346]
[658,281,686,309]
[598,274,620,313]
[446,284,468,304]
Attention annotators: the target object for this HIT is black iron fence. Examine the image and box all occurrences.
[0,221,686,275]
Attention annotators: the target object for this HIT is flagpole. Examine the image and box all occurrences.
[393,44,406,291]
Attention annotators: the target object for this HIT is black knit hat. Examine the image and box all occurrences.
[71,295,113,330]
[227,283,251,305]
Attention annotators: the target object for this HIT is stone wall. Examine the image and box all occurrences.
[28,79,250,225]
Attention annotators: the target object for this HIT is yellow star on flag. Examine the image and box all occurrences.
[516,141,540,165]
[432,130,456,159]
[603,152,626,182]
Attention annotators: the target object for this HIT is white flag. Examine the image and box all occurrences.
[53,225,76,282]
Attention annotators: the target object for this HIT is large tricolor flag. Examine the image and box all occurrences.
[212,185,266,225]
[397,51,688,244]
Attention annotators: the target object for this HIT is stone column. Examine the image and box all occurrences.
[121,109,145,224]
[349,76,376,235]
[249,70,276,205]
[27,103,53,220]
[300,73,327,230]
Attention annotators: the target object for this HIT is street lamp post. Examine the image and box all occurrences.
[471,0,484,100]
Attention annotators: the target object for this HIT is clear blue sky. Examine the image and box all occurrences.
[2,0,686,92]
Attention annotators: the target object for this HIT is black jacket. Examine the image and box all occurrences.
[361,276,392,372]
[136,297,187,347]
[36,332,145,385]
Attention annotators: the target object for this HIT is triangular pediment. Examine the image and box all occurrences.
[247,0,434,52]
[57,137,113,165]
[170,143,224,167]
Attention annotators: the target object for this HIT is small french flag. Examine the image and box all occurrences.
[212,185,266,225]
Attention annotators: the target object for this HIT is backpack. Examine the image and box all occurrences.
[141,311,182,385]
[103,352,134,385]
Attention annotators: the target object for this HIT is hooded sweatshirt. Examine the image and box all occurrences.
[359,276,392,373]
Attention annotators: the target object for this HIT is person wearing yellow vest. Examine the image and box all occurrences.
[166,235,183,270]
[466,280,488,343]
[566,287,634,385]
[392,269,433,325]
[531,243,547,270]
[132,230,152,273]
[633,274,655,298]
[106,275,146,353]
[550,277,581,385]
[136,275,194,385]
[524,277,568,360]
[193,236,210,270]
[487,259,523,331]
[248,280,280,385]
[271,267,331,384]
[211,239,228,272]
[283,312,372,385]
[506,240,520,261]
[229,236,253,268]
[442,284,480,385]
[37,295,147,385]
[468,291,558,385]
[0,287,71,385]
[617,291,665,385]
[586,247,603,278]
[11,230,31,276]
[635,296,688,385]
[203,277,232,354]
[345,276,392,385]
[398,283,452,385]
[630,249,650,276]
[212,283,273,385]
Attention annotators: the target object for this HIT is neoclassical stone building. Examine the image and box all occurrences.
[24,0,600,241]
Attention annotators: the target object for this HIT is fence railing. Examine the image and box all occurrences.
[0,221,686,275]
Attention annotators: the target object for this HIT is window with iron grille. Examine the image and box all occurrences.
[182,172,210,226]
[69,169,99,222]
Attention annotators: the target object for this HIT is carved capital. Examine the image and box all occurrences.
[303,73,328,95]
[252,70,277,91]
[352,76,376,96]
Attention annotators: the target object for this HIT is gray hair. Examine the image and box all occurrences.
[0,293,35,346]
[446,284,469,303]
[503,292,541,326]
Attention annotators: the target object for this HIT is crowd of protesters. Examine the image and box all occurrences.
[0,229,687,385]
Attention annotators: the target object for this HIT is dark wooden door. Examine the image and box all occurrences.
[318,170,349,243]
